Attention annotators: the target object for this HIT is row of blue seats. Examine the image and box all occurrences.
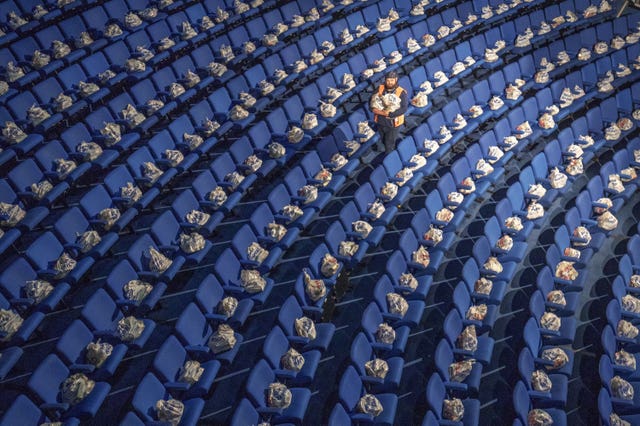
[508,121,630,424]
[516,147,640,424]
[477,54,640,424]
[599,229,640,424]
[511,89,640,422]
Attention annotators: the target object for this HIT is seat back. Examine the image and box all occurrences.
[175,303,211,346]
[132,373,166,421]
[338,366,362,410]
[27,354,69,404]
[425,373,446,417]
[153,335,187,383]
[262,326,288,369]
[245,359,275,407]
[195,274,223,314]
[278,296,304,336]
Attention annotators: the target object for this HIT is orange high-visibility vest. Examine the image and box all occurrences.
[373,85,405,127]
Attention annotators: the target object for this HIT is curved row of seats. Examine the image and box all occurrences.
[599,228,640,425]
[514,142,639,424]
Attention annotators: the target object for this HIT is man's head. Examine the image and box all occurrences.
[384,71,398,90]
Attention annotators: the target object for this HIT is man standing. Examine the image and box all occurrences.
[370,71,408,155]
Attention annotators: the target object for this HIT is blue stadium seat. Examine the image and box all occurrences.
[443,309,494,366]
[598,387,640,426]
[153,334,220,398]
[513,381,566,426]
[126,146,178,189]
[168,114,217,155]
[263,325,321,386]
[81,288,155,349]
[25,231,93,285]
[127,232,185,281]
[307,242,343,287]
[426,373,479,426]
[453,282,498,334]
[484,216,528,263]
[385,249,432,301]
[84,108,139,152]
[148,130,198,173]
[373,275,424,328]
[267,183,315,230]
[245,359,311,425]
[230,135,275,178]
[523,317,574,377]
[34,140,92,185]
[191,169,238,214]
[131,372,204,426]
[7,91,62,133]
[324,221,369,268]
[194,274,254,328]
[214,247,273,304]
[350,331,404,393]
[250,202,300,250]
[211,151,256,195]
[0,290,44,345]
[518,347,569,408]
[360,301,409,357]
[174,302,243,364]
[150,210,212,265]
[434,338,482,395]
[600,355,640,413]
[27,354,110,420]
[79,184,138,233]
[338,365,398,426]
[56,319,128,381]
[529,291,577,345]
[278,295,334,352]
[460,257,507,306]
[0,394,79,426]
[171,189,223,236]
[104,259,167,314]
[53,207,118,260]
[339,201,385,247]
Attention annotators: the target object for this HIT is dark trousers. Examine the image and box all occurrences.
[378,125,400,154]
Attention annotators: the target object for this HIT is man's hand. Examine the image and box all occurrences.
[372,108,388,117]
